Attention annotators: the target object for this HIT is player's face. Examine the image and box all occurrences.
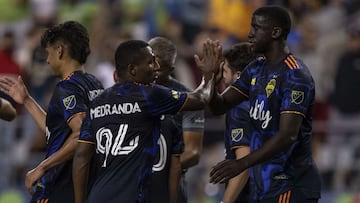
[222,60,240,87]
[248,14,273,54]
[135,46,159,84]
[45,43,62,77]
[155,58,173,84]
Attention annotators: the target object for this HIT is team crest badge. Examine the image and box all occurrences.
[63,95,76,110]
[231,128,244,142]
[265,79,276,97]
[291,90,304,104]
[171,90,179,100]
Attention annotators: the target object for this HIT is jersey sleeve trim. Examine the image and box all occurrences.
[230,145,250,151]
[67,112,86,123]
[230,86,249,98]
[280,110,305,118]
[78,140,95,145]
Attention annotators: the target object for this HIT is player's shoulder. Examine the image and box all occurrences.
[283,54,313,78]
[283,54,309,71]
[244,56,266,73]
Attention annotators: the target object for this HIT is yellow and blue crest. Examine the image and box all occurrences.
[265,79,276,97]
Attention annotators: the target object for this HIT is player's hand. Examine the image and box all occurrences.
[0,76,29,104]
[209,159,245,184]
[25,166,45,195]
[215,61,224,85]
[194,39,222,74]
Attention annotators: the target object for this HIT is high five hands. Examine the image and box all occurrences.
[194,39,223,76]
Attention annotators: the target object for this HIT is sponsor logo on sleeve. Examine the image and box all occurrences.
[171,90,180,100]
[63,95,76,110]
[231,128,244,142]
[291,90,304,104]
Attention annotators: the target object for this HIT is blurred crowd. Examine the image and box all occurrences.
[0,0,359,202]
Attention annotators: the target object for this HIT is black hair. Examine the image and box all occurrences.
[253,6,292,39]
[148,36,177,67]
[40,21,90,65]
[223,42,256,72]
[114,40,150,73]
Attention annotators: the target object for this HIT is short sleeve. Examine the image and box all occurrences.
[227,102,251,149]
[58,82,88,122]
[280,69,315,116]
[145,85,187,116]
[78,111,95,144]
[231,66,251,98]
[171,130,184,155]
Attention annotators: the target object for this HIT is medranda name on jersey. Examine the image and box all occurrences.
[249,99,272,129]
[90,102,141,119]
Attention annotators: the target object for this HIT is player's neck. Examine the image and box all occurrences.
[60,61,85,79]
[264,44,289,66]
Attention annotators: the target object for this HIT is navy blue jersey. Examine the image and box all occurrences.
[150,78,204,203]
[232,54,321,200]
[224,101,251,202]
[32,71,103,203]
[224,101,251,160]
[79,81,187,203]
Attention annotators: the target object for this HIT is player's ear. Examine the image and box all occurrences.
[128,64,136,76]
[113,70,119,83]
[272,26,282,39]
[235,71,241,78]
[170,66,175,73]
[57,44,64,59]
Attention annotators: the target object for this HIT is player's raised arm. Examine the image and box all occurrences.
[0,76,46,130]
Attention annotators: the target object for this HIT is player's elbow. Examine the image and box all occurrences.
[188,149,201,166]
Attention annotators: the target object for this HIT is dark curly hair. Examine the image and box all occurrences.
[114,40,149,74]
[223,42,256,73]
[40,21,90,65]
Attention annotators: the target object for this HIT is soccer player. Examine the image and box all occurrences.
[0,21,104,203]
[148,37,205,203]
[73,39,220,203]
[208,6,322,203]
[220,42,256,203]
[0,97,16,121]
